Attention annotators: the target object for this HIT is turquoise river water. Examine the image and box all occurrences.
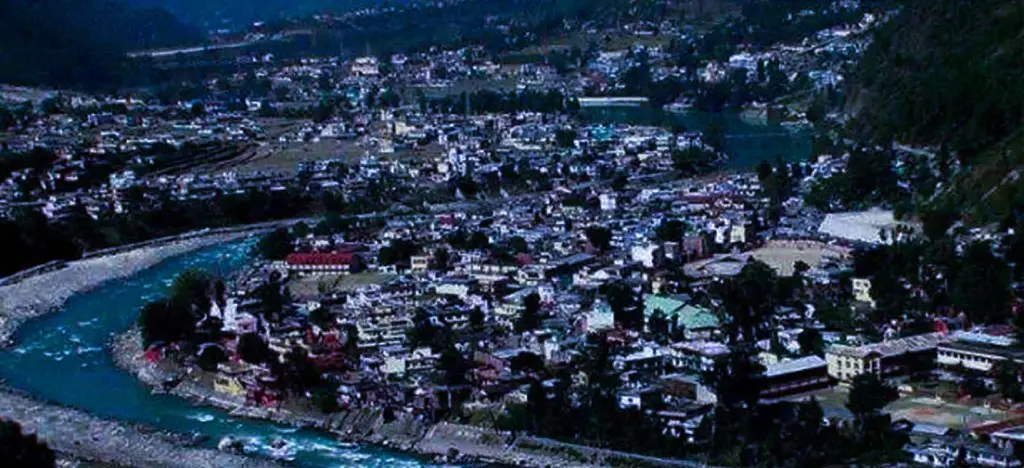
[0,239,436,467]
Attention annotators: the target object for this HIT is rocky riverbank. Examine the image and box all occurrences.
[0,232,255,347]
[0,387,278,468]
[113,329,704,468]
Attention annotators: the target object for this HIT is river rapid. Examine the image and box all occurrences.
[0,239,434,467]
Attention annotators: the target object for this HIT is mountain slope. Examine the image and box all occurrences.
[0,0,201,89]
[129,0,410,28]
[847,0,1024,224]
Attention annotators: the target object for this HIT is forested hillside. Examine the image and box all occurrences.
[848,0,1024,224]
[0,0,201,89]
[129,0,411,29]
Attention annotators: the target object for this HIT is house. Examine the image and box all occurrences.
[410,255,431,272]
[826,333,949,382]
[435,278,477,299]
[213,361,254,400]
[284,251,364,273]
[852,278,875,307]
[937,331,1024,375]
[671,341,730,374]
[643,294,721,338]
[584,303,616,333]
[614,345,667,376]
[760,356,831,401]
[600,193,617,211]
[660,373,719,405]
[906,439,1021,468]
[631,244,664,268]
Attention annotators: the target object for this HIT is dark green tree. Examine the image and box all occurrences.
[138,299,196,346]
[516,292,542,333]
[846,373,898,418]
[585,226,612,252]
[797,328,825,356]
[994,361,1023,401]
[649,309,670,344]
[258,227,295,260]
[952,241,1011,324]
[237,333,273,364]
[0,419,55,468]
[655,219,687,243]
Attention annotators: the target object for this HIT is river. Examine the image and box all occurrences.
[0,239,433,467]
[579,107,812,168]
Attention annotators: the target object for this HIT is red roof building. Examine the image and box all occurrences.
[284,251,363,272]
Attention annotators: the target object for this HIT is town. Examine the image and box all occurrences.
[0,0,1022,467]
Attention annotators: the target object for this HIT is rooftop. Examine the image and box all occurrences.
[828,333,949,359]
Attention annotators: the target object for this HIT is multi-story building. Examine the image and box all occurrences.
[826,333,949,382]
[760,356,831,401]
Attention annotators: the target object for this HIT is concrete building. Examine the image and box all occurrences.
[826,333,949,382]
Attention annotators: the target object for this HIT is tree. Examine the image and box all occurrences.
[672,146,717,174]
[527,379,548,431]
[0,419,55,468]
[656,219,687,244]
[994,361,1022,401]
[960,372,989,398]
[170,268,212,313]
[610,172,628,192]
[237,333,273,364]
[649,309,670,344]
[469,307,485,330]
[715,259,779,342]
[1014,310,1024,349]
[516,293,542,333]
[468,231,490,250]
[846,373,898,418]
[138,299,196,346]
[509,236,529,254]
[703,345,764,409]
[311,385,340,413]
[952,241,1011,324]
[797,328,825,356]
[511,351,545,374]
[585,226,612,252]
[197,344,227,371]
[432,247,451,272]
[258,227,294,260]
[439,346,470,386]
[292,221,310,238]
[605,281,642,330]
[756,160,773,182]
[554,128,576,148]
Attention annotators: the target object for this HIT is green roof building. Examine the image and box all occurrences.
[643,294,720,331]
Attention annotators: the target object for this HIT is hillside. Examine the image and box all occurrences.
[0,0,201,89]
[129,0,413,29]
[847,0,1024,224]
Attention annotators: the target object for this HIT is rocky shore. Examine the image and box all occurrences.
[113,329,704,468]
[0,386,277,468]
[0,226,286,467]
[0,232,255,347]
